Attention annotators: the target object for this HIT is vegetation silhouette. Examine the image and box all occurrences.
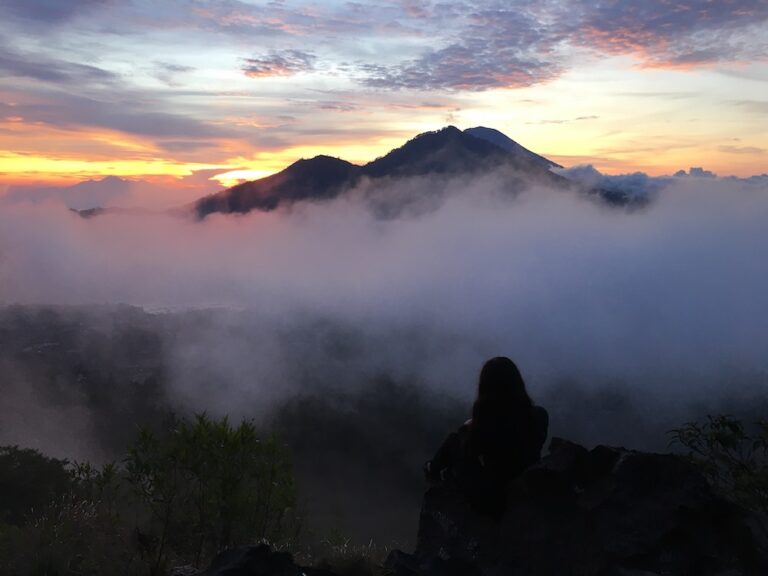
[0,414,297,576]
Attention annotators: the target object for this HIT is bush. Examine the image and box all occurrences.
[0,414,298,575]
[0,446,74,526]
[0,457,137,575]
[672,414,768,514]
[126,414,298,573]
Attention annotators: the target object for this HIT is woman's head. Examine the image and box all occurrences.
[473,357,532,422]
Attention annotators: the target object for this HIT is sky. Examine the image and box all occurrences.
[0,0,766,189]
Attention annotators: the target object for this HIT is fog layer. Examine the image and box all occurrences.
[1,173,767,443]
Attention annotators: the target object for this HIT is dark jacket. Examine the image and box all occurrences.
[425,405,549,517]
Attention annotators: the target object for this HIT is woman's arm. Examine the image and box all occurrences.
[424,427,466,484]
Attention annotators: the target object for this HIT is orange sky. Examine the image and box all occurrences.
[0,1,766,191]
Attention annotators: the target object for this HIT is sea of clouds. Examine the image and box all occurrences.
[1,169,767,451]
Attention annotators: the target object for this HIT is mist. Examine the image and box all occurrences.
[1,171,767,540]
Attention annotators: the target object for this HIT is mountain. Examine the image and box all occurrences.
[4,176,134,210]
[195,155,359,218]
[362,125,508,178]
[4,173,220,212]
[193,126,570,218]
[464,126,562,170]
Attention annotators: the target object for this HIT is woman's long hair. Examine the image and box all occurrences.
[468,357,533,473]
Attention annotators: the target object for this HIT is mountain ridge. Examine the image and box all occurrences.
[464,126,563,170]
[194,126,564,218]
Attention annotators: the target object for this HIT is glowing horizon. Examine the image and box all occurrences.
[1,1,766,190]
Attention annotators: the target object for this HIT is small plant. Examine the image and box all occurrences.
[125,413,298,573]
[311,531,394,576]
[0,446,74,526]
[0,414,299,575]
[671,415,768,514]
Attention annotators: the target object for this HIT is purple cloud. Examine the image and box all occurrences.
[568,0,768,67]
[0,47,118,85]
[360,0,768,90]
[0,0,112,24]
[242,50,317,78]
[0,93,233,140]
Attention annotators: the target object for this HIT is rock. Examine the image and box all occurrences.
[392,438,768,576]
[197,544,338,576]
[170,567,200,576]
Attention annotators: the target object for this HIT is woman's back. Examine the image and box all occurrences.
[425,357,548,519]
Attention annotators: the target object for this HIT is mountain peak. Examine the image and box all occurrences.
[195,155,358,218]
[362,125,507,178]
[464,126,562,169]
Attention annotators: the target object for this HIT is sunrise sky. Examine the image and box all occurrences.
[1,0,766,188]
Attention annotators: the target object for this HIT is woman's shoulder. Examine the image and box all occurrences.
[531,405,549,426]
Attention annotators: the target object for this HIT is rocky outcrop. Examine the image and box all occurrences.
[388,438,768,576]
[182,544,338,576]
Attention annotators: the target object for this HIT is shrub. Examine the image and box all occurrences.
[0,414,298,575]
[671,415,768,514]
[125,414,298,572]
[0,446,73,526]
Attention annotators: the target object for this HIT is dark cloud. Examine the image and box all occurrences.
[0,94,231,140]
[557,164,673,200]
[718,145,766,155]
[559,164,767,197]
[0,47,118,85]
[2,0,764,98]
[734,100,768,114]
[152,61,195,86]
[242,50,317,78]
[155,62,195,74]
[156,141,219,154]
[568,0,768,67]
[0,0,111,24]
[361,42,560,91]
[188,0,388,39]
[676,167,717,178]
[358,1,768,91]
[361,6,564,91]
[317,101,358,112]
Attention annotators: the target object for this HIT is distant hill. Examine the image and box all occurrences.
[464,126,562,170]
[4,172,219,212]
[193,125,569,219]
[195,155,358,218]
[5,176,134,210]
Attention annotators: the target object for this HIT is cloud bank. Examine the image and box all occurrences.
[1,172,767,444]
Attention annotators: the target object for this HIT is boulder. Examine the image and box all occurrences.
[193,544,338,576]
[389,438,768,576]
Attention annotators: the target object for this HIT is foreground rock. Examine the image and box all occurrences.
[181,544,338,576]
[388,438,768,576]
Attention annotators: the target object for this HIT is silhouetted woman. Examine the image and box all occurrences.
[425,357,548,519]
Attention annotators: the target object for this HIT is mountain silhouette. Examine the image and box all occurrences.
[5,176,134,210]
[195,155,359,217]
[464,126,562,170]
[362,126,508,178]
[193,126,567,218]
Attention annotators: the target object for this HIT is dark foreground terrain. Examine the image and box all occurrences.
[1,305,767,575]
[171,435,768,576]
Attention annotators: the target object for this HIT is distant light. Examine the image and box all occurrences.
[212,169,275,187]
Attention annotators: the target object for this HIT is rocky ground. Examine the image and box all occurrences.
[188,438,768,576]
